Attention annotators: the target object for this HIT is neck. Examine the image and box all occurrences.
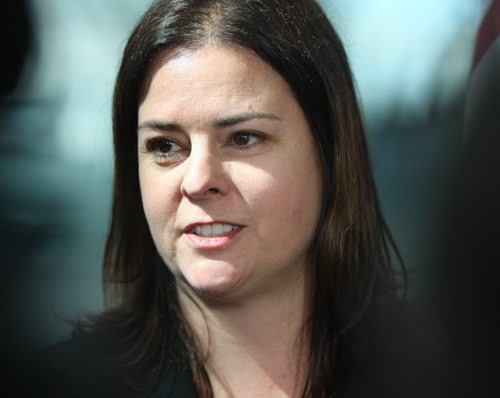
[178,275,310,398]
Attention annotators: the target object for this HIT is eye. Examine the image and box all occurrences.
[146,137,182,153]
[144,137,187,163]
[230,132,263,148]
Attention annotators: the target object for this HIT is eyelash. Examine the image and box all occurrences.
[143,131,265,163]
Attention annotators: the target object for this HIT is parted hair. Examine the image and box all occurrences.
[83,1,402,397]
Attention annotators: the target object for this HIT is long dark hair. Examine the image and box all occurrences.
[82,0,403,396]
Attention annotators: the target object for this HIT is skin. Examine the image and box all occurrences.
[138,45,322,397]
[138,45,322,302]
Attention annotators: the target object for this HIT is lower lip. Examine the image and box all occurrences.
[184,228,242,250]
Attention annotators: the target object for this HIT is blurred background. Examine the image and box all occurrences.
[0,1,497,388]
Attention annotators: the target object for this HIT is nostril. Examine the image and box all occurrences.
[207,188,219,193]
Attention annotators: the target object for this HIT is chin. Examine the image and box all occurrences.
[177,268,243,300]
[188,284,236,299]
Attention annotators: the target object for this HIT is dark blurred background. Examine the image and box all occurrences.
[1,0,498,395]
[0,0,149,351]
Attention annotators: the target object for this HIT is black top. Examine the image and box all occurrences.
[9,299,448,397]
[13,334,198,398]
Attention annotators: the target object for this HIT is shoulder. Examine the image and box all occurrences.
[339,298,449,398]
[15,335,132,398]
[13,334,198,398]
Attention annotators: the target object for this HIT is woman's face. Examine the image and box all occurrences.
[138,45,322,300]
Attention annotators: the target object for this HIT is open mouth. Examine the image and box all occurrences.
[188,223,241,237]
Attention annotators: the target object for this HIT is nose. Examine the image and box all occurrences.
[180,146,230,200]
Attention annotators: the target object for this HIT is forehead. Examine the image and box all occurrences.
[138,45,295,117]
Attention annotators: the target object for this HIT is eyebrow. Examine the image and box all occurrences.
[137,121,183,132]
[137,111,280,132]
[213,111,280,128]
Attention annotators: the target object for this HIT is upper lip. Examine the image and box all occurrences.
[183,221,243,233]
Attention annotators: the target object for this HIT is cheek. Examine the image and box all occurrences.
[240,163,321,230]
[139,168,178,232]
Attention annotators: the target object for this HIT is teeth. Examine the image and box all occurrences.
[212,223,223,235]
[201,224,212,236]
[192,223,239,237]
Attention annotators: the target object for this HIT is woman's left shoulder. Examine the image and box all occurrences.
[340,297,449,398]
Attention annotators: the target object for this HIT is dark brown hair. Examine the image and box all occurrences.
[84,0,403,396]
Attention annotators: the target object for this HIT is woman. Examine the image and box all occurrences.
[37,0,403,397]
